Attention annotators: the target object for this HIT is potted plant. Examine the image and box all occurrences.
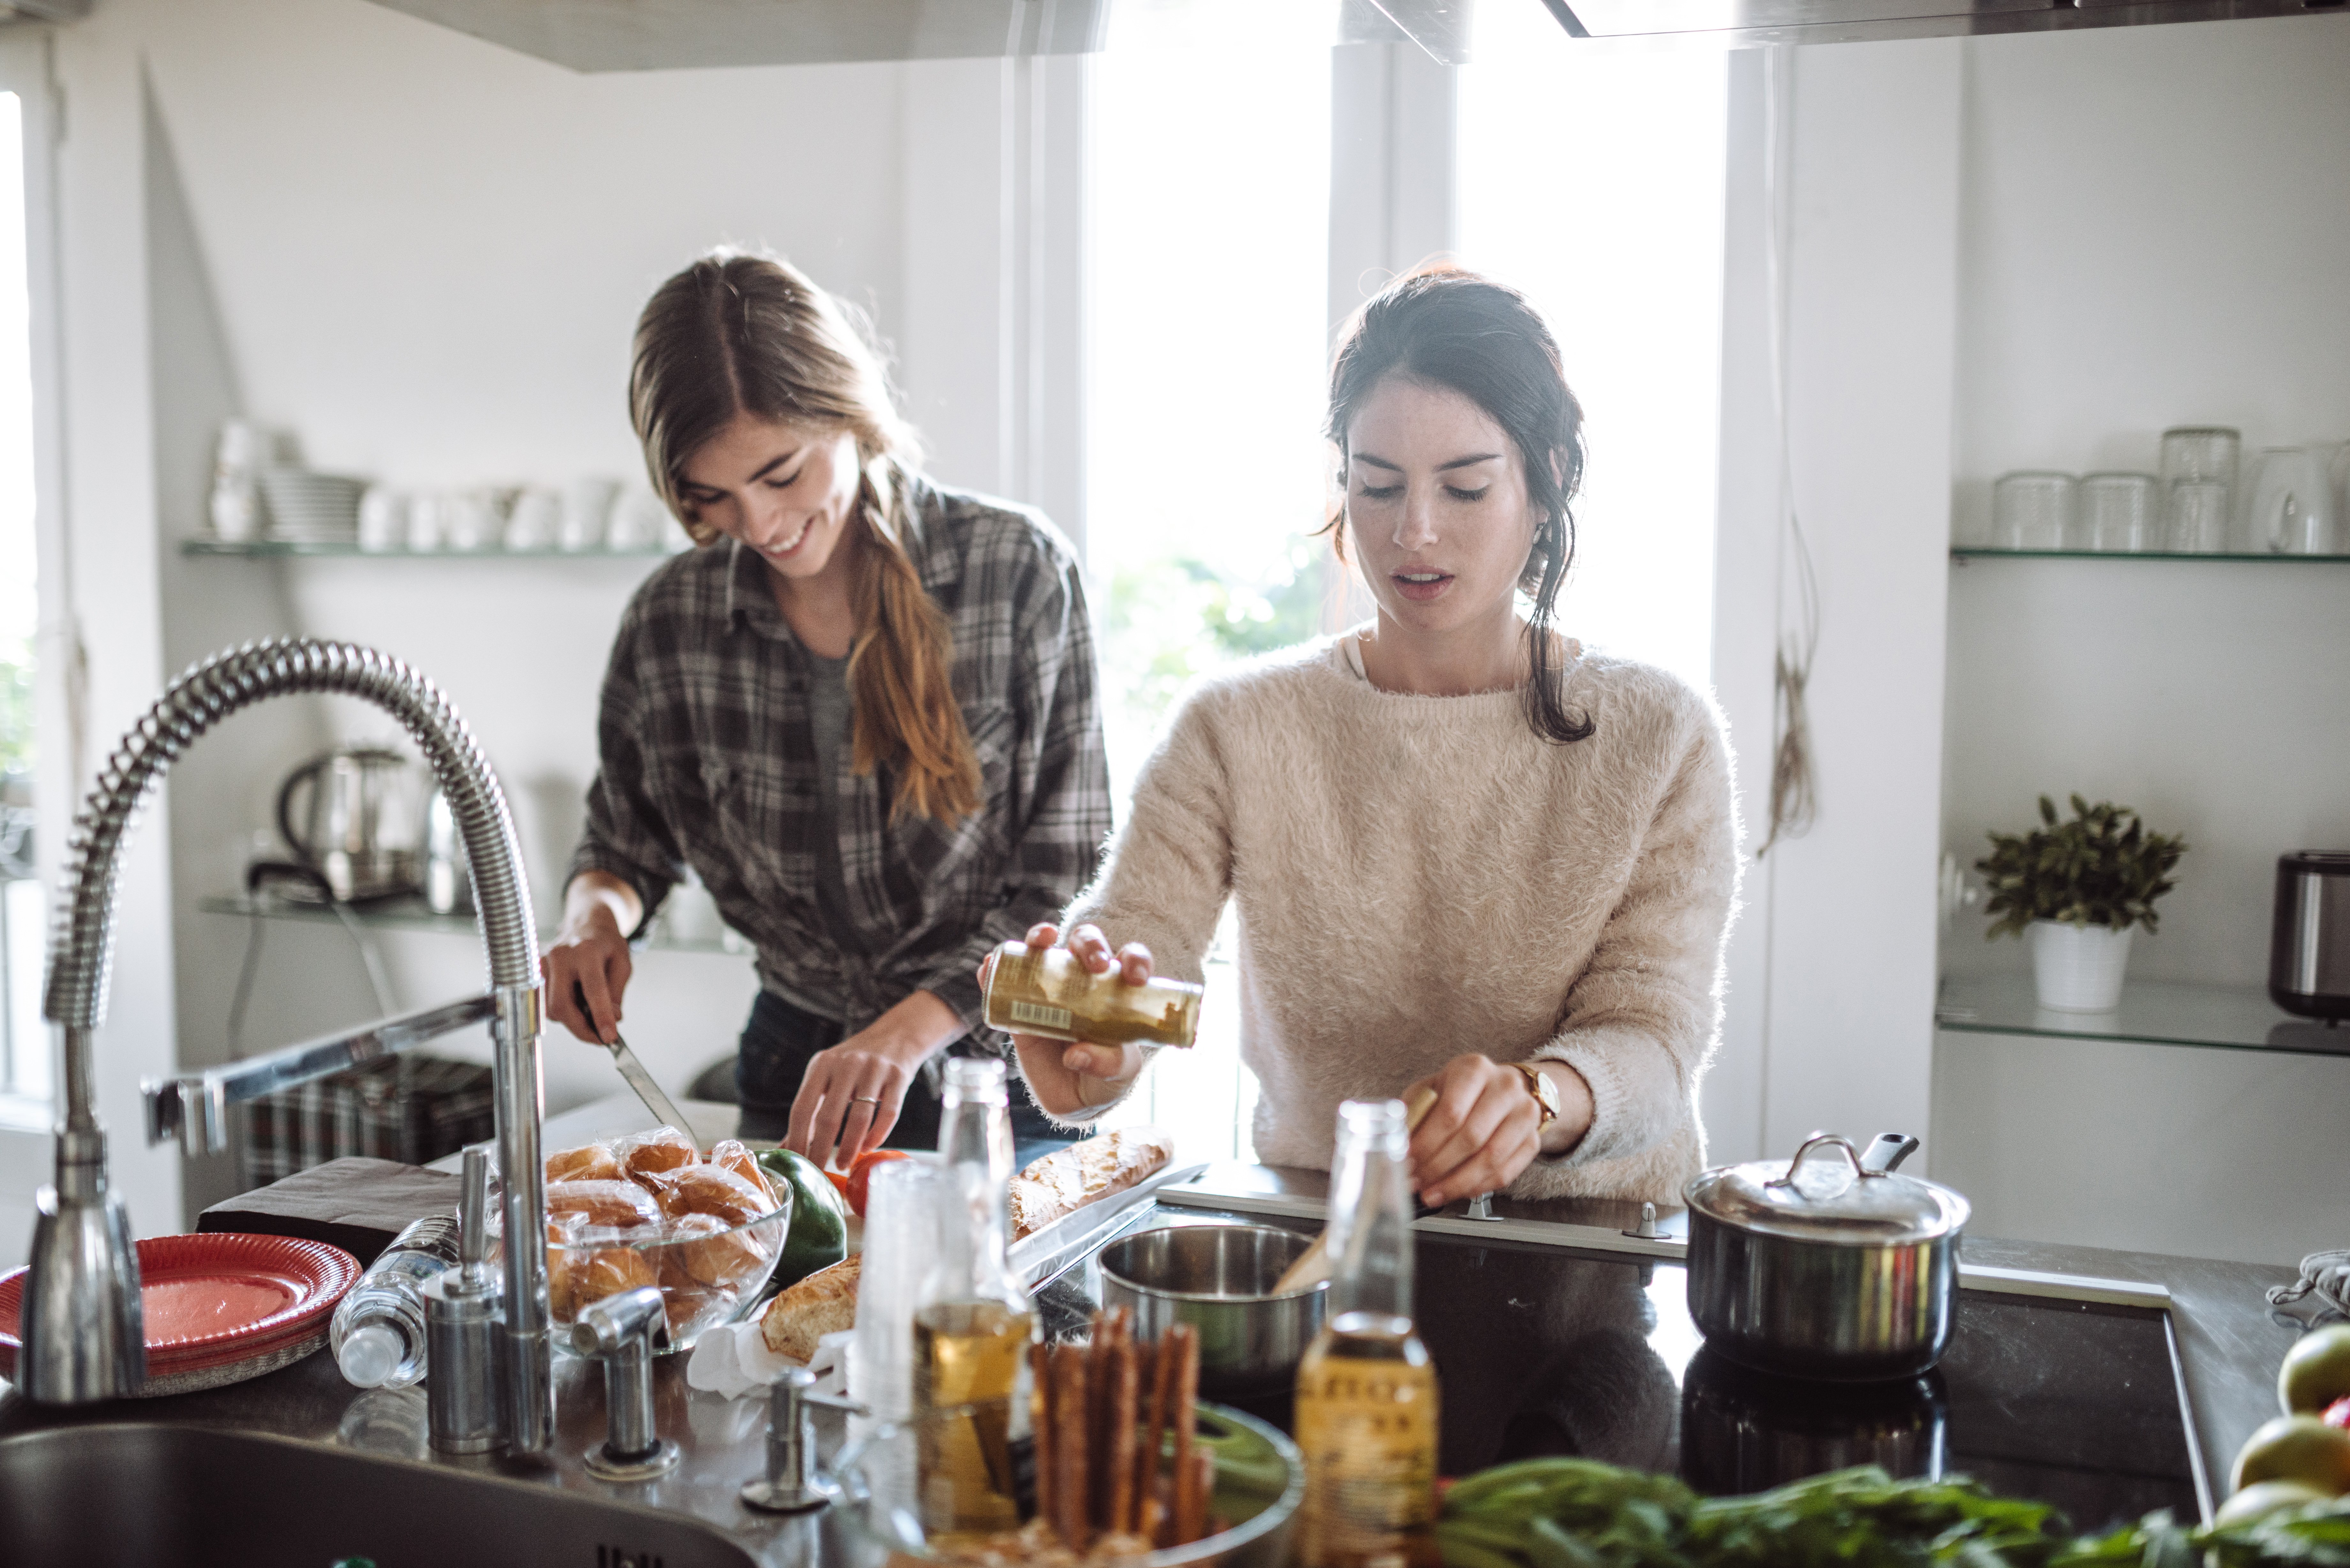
[1975,795,2187,1013]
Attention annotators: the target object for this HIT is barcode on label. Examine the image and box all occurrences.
[1009,1000,1074,1031]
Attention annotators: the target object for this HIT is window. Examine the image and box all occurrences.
[1083,0,1338,1158]
[1456,15,1729,689]
[0,81,44,1107]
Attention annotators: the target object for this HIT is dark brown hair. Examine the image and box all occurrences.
[631,250,981,821]
[1326,265,1593,745]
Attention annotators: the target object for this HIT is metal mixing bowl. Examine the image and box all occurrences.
[1097,1223,1327,1397]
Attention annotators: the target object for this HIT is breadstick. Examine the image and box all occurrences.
[1107,1331,1140,1533]
[1169,1324,1201,1545]
[1140,1495,1164,1549]
[1127,1338,1160,1532]
[1031,1341,1055,1527]
[1182,1446,1217,1545]
[1051,1342,1092,1550]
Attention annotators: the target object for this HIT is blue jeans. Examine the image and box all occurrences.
[732,989,1075,1170]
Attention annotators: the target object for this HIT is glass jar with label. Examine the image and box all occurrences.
[979,942,1202,1049]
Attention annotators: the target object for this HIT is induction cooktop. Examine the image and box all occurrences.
[1041,1199,2206,1533]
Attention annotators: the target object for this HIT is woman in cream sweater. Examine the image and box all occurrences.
[1003,267,1740,1208]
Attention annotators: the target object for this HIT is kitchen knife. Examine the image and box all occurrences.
[571,980,696,1150]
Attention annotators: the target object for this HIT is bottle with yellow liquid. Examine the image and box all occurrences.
[913,1057,1038,1538]
[1294,1098,1443,1568]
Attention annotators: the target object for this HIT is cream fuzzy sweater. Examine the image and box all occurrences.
[1041,633,1741,1205]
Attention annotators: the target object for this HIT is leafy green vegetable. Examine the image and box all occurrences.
[1436,1459,2350,1568]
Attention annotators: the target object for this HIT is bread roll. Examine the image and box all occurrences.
[578,1245,658,1308]
[760,1254,861,1363]
[616,1125,698,1183]
[642,1164,774,1227]
[660,1209,776,1290]
[709,1138,779,1210]
[1008,1127,1177,1240]
[546,1178,661,1230]
[545,1142,623,1184]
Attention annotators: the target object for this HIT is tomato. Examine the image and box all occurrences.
[824,1168,852,1202]
[847,1148,913,1217]
[2326,1396,2350,1430]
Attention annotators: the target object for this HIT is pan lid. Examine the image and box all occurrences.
[1682,1132,1969,1244]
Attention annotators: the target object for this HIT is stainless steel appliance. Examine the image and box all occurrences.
[274,746,422,903]
[422,785,472,914]
[1683,1132,1968,1382]
[2271,852,2350,1021]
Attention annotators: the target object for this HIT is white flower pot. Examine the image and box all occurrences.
[2028,920,2134,1013]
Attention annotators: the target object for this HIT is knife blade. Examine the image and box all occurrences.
[572,981,695,1149]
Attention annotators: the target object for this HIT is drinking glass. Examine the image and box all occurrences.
[1991,471,2075,550]
[2167,479,2231,553]
[2248,447,2336,556]
[854,1157,955,1424]
[2078,473,2160,552]
[2158,426,2240,535]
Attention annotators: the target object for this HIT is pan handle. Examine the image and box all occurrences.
[1860,1132,1920,1174]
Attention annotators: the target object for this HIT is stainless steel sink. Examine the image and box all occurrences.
[0,1421,761,1568]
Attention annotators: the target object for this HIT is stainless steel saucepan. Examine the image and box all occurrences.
[1683,1132,1970,1382]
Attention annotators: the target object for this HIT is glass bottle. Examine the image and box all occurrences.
[1294,1099,1443,1568]
[980,941,1203,1048]
[913,1056,1038,1537]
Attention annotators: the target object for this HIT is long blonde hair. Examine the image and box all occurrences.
[631,250,982,823]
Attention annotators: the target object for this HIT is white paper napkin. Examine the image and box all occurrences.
[686,1319,853,1400]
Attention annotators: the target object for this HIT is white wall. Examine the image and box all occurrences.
[1941,14,2350,989]
[31,0,1083,1228]
[1711,41,1962,1168]
[1933,1029,2350,1266]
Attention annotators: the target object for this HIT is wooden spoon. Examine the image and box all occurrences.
[1270,1086,1439,1296]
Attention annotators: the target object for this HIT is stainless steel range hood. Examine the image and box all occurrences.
[1537,0,2347,48]
[360,0,1107,71]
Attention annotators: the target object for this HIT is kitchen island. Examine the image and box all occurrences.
[0,1096,2311,1564]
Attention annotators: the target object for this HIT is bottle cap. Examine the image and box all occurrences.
[336,1321,403,1387]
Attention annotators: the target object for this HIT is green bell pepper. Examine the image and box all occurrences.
[757,1147,848,1293]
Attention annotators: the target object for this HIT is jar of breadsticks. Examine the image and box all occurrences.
[981,942,1203,1049]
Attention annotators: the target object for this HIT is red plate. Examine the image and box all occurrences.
[0,1233,360,1377]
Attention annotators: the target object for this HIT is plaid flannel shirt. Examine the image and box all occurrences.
[568,476,1111,1037]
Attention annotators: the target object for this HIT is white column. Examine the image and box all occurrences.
[1712,40,1964,1166]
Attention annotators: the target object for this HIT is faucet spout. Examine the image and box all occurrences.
[23,639,553,1449]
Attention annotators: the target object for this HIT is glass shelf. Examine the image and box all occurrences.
[1951,547,2350,564]
[182,539,678,559]
[1935,971,2350,1057]
[196,892,738,955]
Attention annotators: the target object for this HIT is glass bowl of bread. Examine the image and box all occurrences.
[533,1126,792,1353]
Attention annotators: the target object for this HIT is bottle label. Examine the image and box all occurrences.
[1008,999,1074,1032]
[1296,1363,1438,1566]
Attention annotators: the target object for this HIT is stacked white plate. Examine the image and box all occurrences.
[259,467,364,544]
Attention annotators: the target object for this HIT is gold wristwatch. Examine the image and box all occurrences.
[1511,1062,1560,1129]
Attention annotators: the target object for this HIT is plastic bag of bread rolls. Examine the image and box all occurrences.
[544,1140,623,1185]
[641,1164,775,1228]
[545,1177,661,1230]
[614,1125,698,1185]
[708,1138,779,1210]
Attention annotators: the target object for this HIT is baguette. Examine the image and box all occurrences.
[1009,1127,1177,1240]
[759,1254,861,1362]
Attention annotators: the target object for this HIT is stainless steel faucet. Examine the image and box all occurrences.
[20,639,555,1454]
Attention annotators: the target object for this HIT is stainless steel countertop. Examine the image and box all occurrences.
[0,1093,2311,1551]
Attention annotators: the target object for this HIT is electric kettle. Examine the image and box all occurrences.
[274,746,422,902]
[2270,852,2350,1021]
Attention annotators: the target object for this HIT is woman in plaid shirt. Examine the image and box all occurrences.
[546,251,1111,1167]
